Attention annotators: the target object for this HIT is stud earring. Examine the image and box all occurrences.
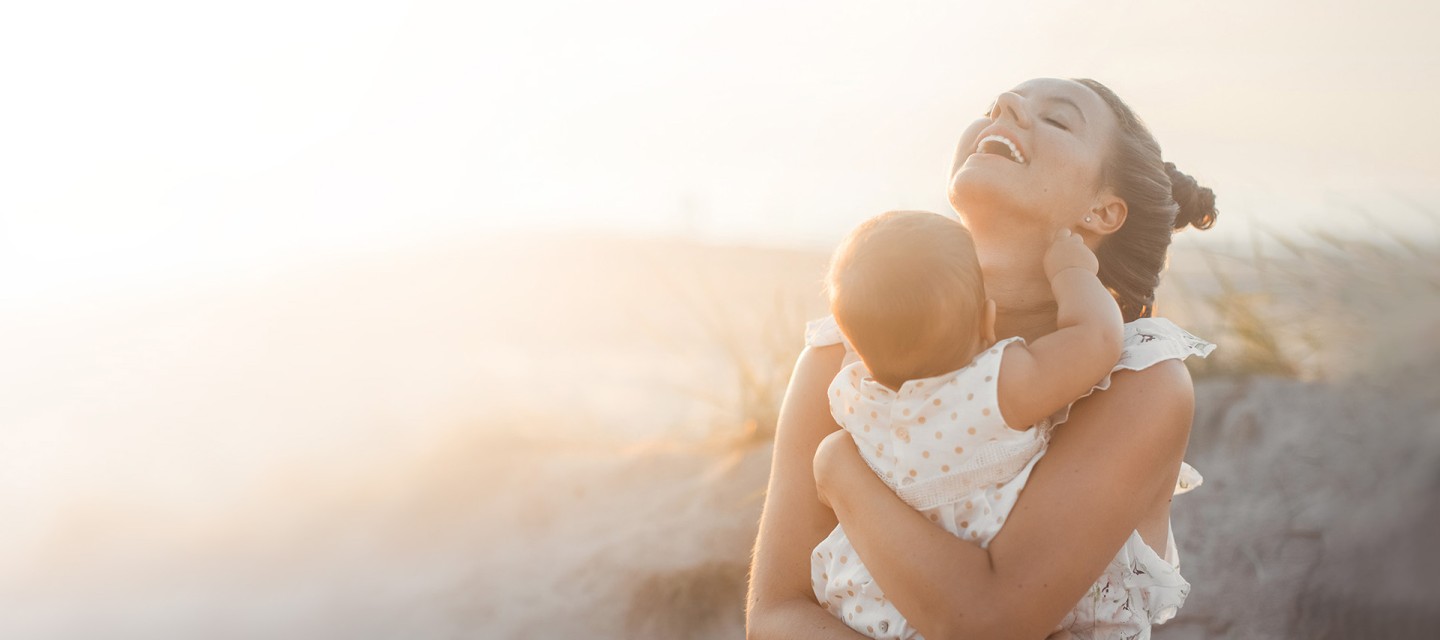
[1084,216,1093,223]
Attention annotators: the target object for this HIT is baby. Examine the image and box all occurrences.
[811,210,1124,639]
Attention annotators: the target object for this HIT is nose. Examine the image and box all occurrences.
[992,91,1032,129]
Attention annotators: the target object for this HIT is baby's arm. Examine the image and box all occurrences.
[996,229,1125,429]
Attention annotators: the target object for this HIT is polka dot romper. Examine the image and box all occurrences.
[810,331,1035,639]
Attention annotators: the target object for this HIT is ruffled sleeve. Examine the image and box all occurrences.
[1045,317,1215,428]
[1115,317,1217,371]
[803,315,849,348]
[805,315,865,369]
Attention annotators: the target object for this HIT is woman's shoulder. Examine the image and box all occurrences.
[1103,357,1195,405]
[1059,358,1198,490]
[1042,317,1211,431]
[1092,317,1213,398]
[1068,324,1206,498]
[791,337,848,396]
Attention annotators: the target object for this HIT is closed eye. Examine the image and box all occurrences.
[1044,117,1070,131]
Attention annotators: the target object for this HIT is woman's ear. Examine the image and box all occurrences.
[1081,193,1127,236]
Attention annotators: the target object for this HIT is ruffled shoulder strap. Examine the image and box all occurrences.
[1116,317,1217,372]
[804,315,850,349]
[1048,318,1215,426]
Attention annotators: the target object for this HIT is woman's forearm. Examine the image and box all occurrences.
[747,597,872,640]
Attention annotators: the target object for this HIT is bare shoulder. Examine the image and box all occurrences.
[1106,358,1194,419]
[1067,359,1193,436]
[772,343,847,452]
[796,342,846,376]
[1103,357,1193,402]
[1045,359,1195,496]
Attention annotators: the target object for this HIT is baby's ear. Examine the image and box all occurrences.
[982,298,997,345]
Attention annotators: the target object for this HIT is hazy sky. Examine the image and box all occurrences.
[3,0,1438,305]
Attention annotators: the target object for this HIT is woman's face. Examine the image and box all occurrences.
[948,78,1119,237]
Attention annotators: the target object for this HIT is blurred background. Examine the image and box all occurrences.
[1,1,1437,638]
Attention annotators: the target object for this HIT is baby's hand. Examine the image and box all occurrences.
[1043,228,1099,281]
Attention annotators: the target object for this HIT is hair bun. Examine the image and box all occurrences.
[1165,162,1217,231]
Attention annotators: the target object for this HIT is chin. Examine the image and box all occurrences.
[948,165,1020,224]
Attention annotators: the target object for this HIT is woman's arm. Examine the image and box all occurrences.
[815,361,1196,640]
[746,344,870,640]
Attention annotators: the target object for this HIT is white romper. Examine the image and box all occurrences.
[806,316,1215,640]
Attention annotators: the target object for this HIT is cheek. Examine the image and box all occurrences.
[1040,148,1103,204]
[1018,168,1091,226]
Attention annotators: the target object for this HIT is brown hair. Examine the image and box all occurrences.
[826,211,985,388]
[1074,78,1218,322]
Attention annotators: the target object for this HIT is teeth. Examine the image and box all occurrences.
[977,134,1025,163]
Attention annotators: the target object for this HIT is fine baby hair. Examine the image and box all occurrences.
[825,210,989,390]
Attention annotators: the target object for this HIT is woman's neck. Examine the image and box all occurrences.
[977,237,1059,342]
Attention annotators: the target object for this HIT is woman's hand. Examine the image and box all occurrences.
[812,429,867,510]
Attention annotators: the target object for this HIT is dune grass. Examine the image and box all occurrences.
[651,250,820,448]
[1166,220,1440,382]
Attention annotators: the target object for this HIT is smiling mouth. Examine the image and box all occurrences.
[976,134,1026,164]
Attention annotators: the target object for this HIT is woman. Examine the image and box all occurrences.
[746,77,1218,639]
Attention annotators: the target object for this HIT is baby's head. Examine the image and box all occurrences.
[826,211,994,390]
